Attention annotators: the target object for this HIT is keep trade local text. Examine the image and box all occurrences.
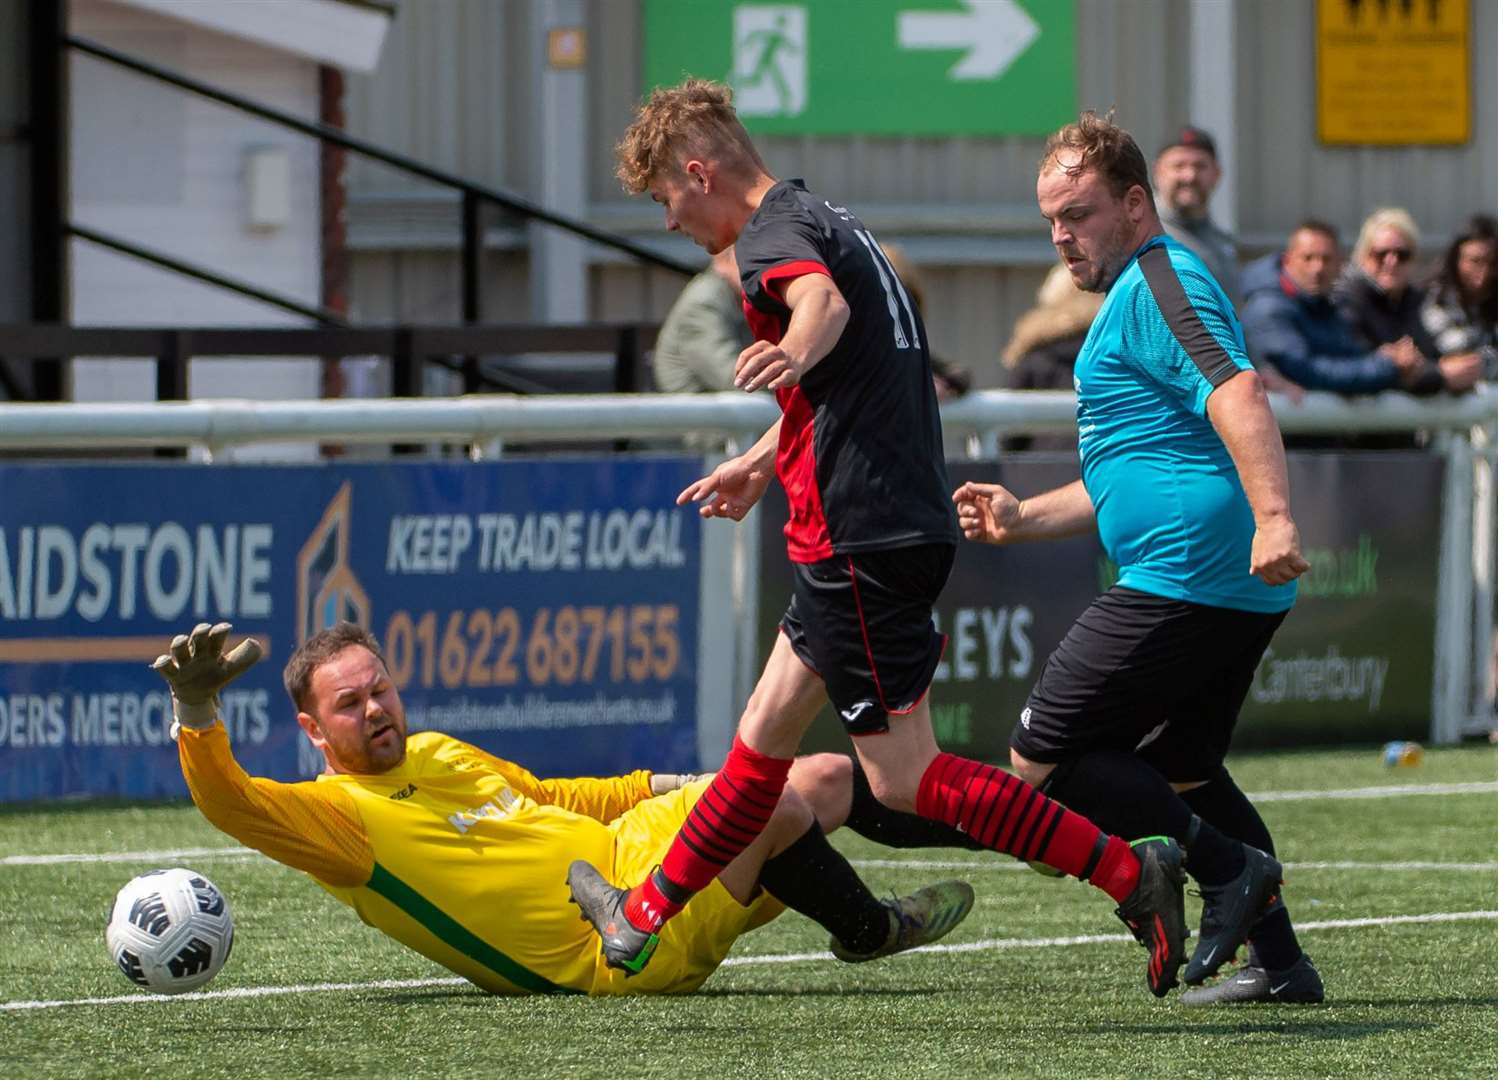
[386,510,687,574]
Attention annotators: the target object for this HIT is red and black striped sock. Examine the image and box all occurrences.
[915,752,1140,904]
[622,735,792,932]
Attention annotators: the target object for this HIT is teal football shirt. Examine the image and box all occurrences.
[1074,235,1296,614]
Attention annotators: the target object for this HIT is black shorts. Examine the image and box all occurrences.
[780,543,954,735]
[1010,587,1288,782]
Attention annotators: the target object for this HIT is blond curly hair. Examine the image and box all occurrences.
[615,79,766,193]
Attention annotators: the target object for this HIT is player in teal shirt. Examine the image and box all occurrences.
[1075,233,1295,614]
[955,113,1322,1006]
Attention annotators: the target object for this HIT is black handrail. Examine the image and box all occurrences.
[65,34,695,278]
[67,224,348,326]
[0,323,660,402]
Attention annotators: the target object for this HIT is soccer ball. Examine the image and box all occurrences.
[105,868,235,995]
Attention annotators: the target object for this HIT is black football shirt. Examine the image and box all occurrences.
[736,179,958,563]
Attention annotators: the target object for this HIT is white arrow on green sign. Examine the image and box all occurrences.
[644,0,1076,136]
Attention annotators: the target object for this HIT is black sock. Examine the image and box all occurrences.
[1182,768,1303,971]
[1246,907,1301,973]
[1040,750,1245,885]
[844,755,984,851]
[757,823,890,954]
[1179,765,1275,854]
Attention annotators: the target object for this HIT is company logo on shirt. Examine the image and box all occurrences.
[447,788,521,834]
[388,783,417,800]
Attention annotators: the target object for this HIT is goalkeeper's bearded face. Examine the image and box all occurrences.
[297,645,409,775]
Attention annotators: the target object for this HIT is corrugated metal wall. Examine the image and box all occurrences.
[346,0,532,194]
[1234,0,1498,252]
[584,0,1190,384]
[344,0,1495,387]
[588,0,1190,204]
[343,0,537,324]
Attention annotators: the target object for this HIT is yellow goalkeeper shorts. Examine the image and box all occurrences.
[591,778,784,995]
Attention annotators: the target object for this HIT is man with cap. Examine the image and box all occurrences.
[1155,126,1241,309]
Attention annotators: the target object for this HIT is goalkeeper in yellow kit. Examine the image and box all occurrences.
[151,621,976,996]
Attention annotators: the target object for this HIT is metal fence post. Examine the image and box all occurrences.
[30,0,68,402]
[153,330,188,458]
[1470,420,1497,737]
[614,325,640,394]
[1432,430,1475,744]
[731,429,764,738]
[391,326,423,455]
[460,192,482,393]
[391,326,419,398]
[154,330,188,402]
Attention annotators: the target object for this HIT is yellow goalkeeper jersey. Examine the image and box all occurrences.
[177,722,654,995]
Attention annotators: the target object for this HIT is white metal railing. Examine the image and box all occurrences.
[2,387,1493,451]
[3,386,1494,743]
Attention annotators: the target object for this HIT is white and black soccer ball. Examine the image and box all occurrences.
[105,868,234,995]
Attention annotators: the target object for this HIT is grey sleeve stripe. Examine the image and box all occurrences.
[1138,246,1241,387]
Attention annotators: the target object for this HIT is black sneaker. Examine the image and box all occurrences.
[828,881,976,963]
[1180,953,1324,1005]
[1114,836,1189,998]
[1183,845,1283,985]
[566,861,660,976]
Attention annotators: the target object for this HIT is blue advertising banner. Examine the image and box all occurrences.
[0,457,702,803]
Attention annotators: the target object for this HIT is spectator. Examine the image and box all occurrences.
[881,242,972,401]
[998,263,1100,450]
[1422,214,1498,380]
[1154,126,1240,307]
[1003,263,1102,392]
[1335,208,1479,393]
[652,246,751,394]
[930,356,972,402]
[879,242,928,313]
[1240,219,1434,396]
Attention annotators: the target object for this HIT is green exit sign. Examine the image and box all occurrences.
[644,0,1076,136]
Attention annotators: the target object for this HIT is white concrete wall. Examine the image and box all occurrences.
[68,0,323,459]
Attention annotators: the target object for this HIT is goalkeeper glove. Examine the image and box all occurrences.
[150,621,264,733]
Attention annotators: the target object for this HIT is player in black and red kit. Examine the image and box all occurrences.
[567,79,1189,996]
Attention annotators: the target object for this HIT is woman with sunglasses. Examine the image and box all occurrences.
[1335,207,1480,394]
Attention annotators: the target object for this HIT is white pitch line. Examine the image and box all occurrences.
[1,846,257,867]
[850,858,1498,873]
[0,976,468,1012]
[7,848,1496,874]
[725,909,1498,966]
[1287,860,1498,872]
[3,780,1495,869]
[6,909,1496,1012]
[852,858,1031,871]
[1249,780,1498,803]
[1292,910,1498,931]
[721,931,1129,966]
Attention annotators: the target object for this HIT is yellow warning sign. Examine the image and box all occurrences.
[1317,0,1469,145]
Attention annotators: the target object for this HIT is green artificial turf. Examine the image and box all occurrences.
[2,744,1495,1078]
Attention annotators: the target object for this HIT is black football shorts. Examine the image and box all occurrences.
[1009,586,1287,782]
[780,543,954,735]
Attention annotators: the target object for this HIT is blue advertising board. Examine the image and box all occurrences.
[0,457,702,802]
